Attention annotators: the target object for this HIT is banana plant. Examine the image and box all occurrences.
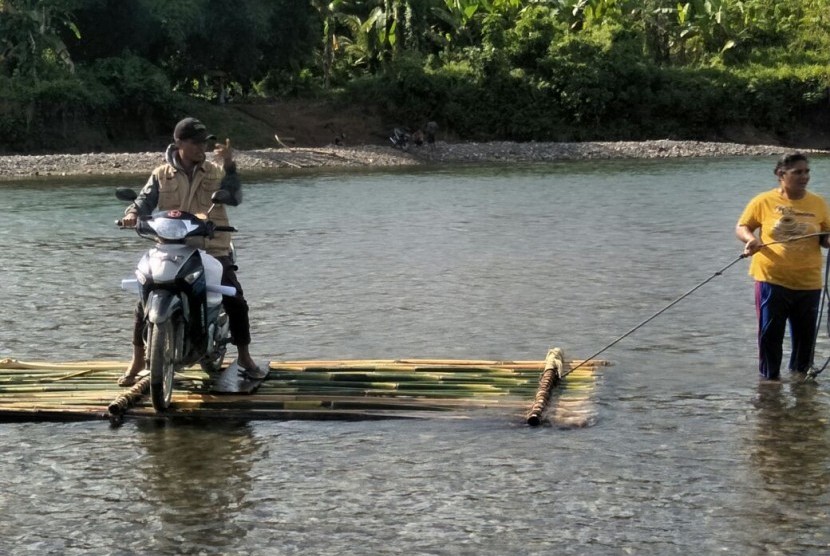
[430,0,484,49]
[550,0,627,31]
[312,0,349,88]
[672,0,748,63]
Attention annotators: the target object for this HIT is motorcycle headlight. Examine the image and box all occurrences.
[184,269,203,284]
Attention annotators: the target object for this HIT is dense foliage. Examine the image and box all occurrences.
[0,0,828,151]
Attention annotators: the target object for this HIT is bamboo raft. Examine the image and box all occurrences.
[0,351,610,426]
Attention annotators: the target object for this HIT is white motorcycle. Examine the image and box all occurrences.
[116,188,237,411]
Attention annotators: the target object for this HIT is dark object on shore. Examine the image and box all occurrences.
[390,127,411,151]
[412,129,424,146]
[425,121,438,149]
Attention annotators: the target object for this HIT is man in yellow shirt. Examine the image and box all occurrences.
[736,152,830,379]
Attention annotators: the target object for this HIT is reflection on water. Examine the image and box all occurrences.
[133,421,260,554]
[739,380,830,553]
[751,380,830,491]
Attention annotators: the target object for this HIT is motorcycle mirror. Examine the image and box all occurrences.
[115,187,138,202]
[211,190,232,205]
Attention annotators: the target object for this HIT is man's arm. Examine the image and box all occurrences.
[821,201,830,248]
[128,174,161,216]
[122,174,160,227]
[219,162,242,206]
[736,224,762,256]
[215,138,242,206]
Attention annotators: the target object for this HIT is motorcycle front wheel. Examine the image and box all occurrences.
[148,319,178,411]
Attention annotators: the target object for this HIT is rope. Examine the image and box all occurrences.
[761,231,827,249]
[562,232,828,379]
[565,253,748,377]
[807,252,830,380]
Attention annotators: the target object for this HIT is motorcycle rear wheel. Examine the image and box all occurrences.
[148,320,178,411]
[199,313,229,374]
[199,345,226,374]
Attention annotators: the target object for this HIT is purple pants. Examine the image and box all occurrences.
[755,281,820,379]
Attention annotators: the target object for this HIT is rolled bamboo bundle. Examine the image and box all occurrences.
[526,348,565,426]
[107,377,150,418]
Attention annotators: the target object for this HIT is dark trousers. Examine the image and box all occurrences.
[133,255,251,347]
[755,281,820,379]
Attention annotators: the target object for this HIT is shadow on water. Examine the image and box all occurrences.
[132,420,262,555]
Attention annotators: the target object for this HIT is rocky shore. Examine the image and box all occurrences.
[1,139,826,180]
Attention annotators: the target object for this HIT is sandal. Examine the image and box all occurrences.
[237,364,267,380]
[117,372,139,387]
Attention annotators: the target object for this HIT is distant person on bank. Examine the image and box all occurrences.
[117,117,260,386]
[736,152,830,380]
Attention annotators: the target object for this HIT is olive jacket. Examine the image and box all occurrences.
[126,144,241,256]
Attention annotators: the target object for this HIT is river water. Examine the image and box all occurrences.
[2,157,830,555]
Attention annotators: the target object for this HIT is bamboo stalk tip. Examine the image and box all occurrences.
[543,347,565,376]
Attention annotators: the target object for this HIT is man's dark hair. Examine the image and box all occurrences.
[774,152,809,175]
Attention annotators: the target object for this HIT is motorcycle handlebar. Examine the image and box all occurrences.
[114,218,236,232]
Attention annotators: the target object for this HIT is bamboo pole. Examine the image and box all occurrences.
[526,348,565,426]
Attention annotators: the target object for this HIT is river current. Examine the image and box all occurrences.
[2,157,830,555]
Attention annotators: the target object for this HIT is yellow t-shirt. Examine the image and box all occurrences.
[738,188,830,290]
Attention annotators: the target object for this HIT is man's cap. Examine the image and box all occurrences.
[173,117,216,142]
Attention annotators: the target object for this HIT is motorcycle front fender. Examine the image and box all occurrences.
[145,290,183,324]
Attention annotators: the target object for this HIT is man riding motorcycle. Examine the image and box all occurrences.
[118,117,260,385]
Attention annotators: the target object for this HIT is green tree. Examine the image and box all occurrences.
[0,0,80,79]
[429,0,483,51]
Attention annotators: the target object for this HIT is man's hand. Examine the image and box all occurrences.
[736,225,761,257]
[121,212,138,228]
[743,237,763,257]
[214,138,234,167]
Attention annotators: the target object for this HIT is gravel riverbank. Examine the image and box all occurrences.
[1,139,826,181]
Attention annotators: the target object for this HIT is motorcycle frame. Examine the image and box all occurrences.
[136,248,213,367]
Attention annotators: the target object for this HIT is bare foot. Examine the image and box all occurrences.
[117,365,143,387]
[118,348,145,386]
